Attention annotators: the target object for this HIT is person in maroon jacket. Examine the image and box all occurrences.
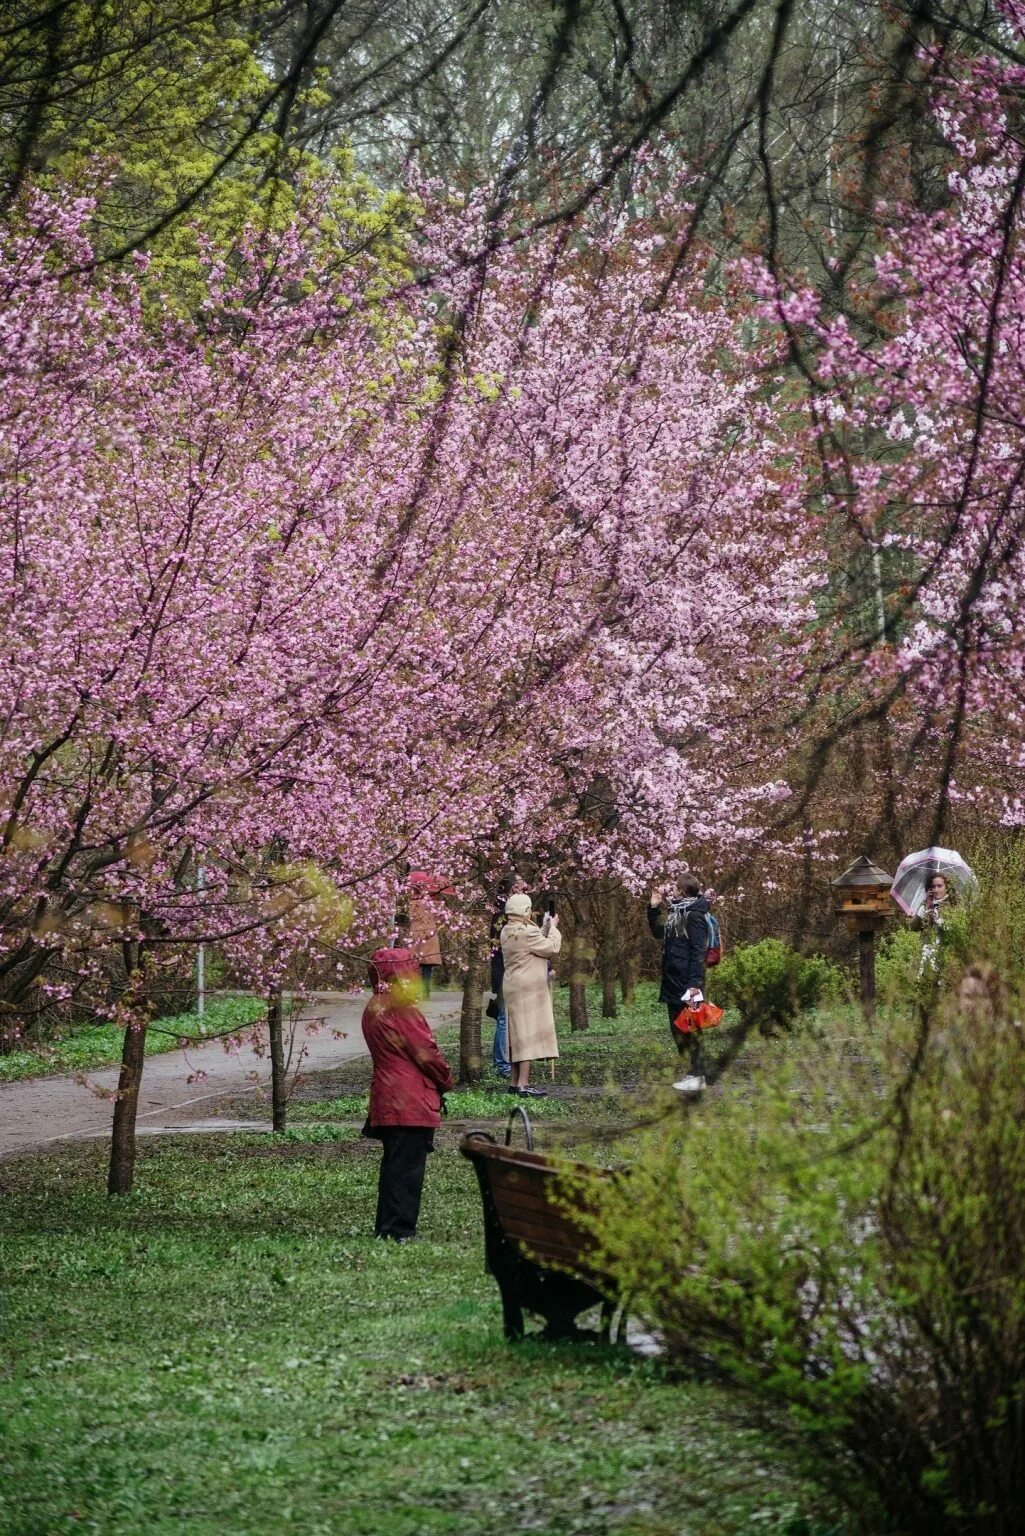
[361,947,454,1241]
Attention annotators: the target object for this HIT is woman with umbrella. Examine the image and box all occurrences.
[918,869,955,923]
[890,847,977,974]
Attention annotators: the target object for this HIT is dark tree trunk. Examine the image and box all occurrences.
[600,885,618,1019]
[568,899,592,1033]
[459,945,484,1083]
[107,935,147,1196]
[107,1017,147,1196]
[619,952,637,1008]
[268,988,286,1133]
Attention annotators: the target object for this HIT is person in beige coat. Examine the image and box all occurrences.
[500,892,562,1098]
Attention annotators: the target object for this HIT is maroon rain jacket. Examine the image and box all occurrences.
[362,999,453,1127]
[361,949,453,1128]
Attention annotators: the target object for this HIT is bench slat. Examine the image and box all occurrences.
[490,1206,583,1241]
[488,1195,591,1244]
[483,1178,577,1214]
[508,1233,600,1268]
[504,1225,598,1264]
[488,1169,597,1208]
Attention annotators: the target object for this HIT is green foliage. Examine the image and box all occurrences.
[875,925,925,1008]
[553,983,676,1084]
[3,4,274,249]
[960,833,1025,988]
[148,994,266,1041]
[272,1122,365,1145]
[290,1087,582,1123]
[711,940,845,1032]
[267,859,356,947]
[0,996,263,1083]
[591,1003,1025,1534]
[1,2,415,310]
[876,834,1025,1010]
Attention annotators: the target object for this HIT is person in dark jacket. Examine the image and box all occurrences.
[487,872,529,1080]
[361,947,454,1240]
[648,875,711,1092]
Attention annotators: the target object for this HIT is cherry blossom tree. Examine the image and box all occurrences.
[0,175,819,1188]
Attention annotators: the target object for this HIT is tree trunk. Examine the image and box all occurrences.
[569,904,592,1033]
[107,1018,147,1196]
[459,946,484,1083]
[600,885,618,1019]
[619,951,637,1009]
[268,988,286,1133]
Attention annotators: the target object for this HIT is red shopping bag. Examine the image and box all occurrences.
[673,1001,724,1034]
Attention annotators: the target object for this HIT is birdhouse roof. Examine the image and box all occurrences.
[831,854,893,890]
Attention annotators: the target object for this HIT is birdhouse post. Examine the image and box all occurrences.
[830,855,894,1019]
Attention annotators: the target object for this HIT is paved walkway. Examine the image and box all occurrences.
[0,990,461,1159]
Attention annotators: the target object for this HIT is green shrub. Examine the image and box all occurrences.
[711,939,845,1032]
[875,925,925,1008]
[870,837,1025,1012]
[962,833,1025,989]
[591,1000,1025,1534]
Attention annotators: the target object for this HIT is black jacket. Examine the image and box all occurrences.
[647,895,709,1005]
[489,909,505,995]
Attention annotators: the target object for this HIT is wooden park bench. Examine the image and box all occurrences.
[459,1108,626,1341]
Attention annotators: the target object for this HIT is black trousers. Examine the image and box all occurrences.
[419,964,435,997]
[374,1127,435,1240]
[667,1004,705,1074]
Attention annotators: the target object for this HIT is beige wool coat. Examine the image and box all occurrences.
[500,919,562,1063]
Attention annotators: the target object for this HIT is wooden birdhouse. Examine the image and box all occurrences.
[830,855,894,931]
[831,855,895,1021]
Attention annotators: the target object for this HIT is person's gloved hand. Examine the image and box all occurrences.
[682,988,704,1006]
[439,1094,449,1118]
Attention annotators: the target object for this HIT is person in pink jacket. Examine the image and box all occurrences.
[361,947,454,1241]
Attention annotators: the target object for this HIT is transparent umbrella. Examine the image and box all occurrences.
[890,847,978,918]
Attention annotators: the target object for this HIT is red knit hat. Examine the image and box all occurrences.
[408,871,456,896]
[368,947,418,988]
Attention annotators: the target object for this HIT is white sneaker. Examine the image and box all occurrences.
[673,1075,706,1093]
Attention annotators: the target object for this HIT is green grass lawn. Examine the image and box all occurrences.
[0,997,265,1084]
[0,986,843,1536]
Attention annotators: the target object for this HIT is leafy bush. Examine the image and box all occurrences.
[711,939,845,1031]
[957,833,1025,988]
[591,998,1025,1534]
[875,925,925,1008]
